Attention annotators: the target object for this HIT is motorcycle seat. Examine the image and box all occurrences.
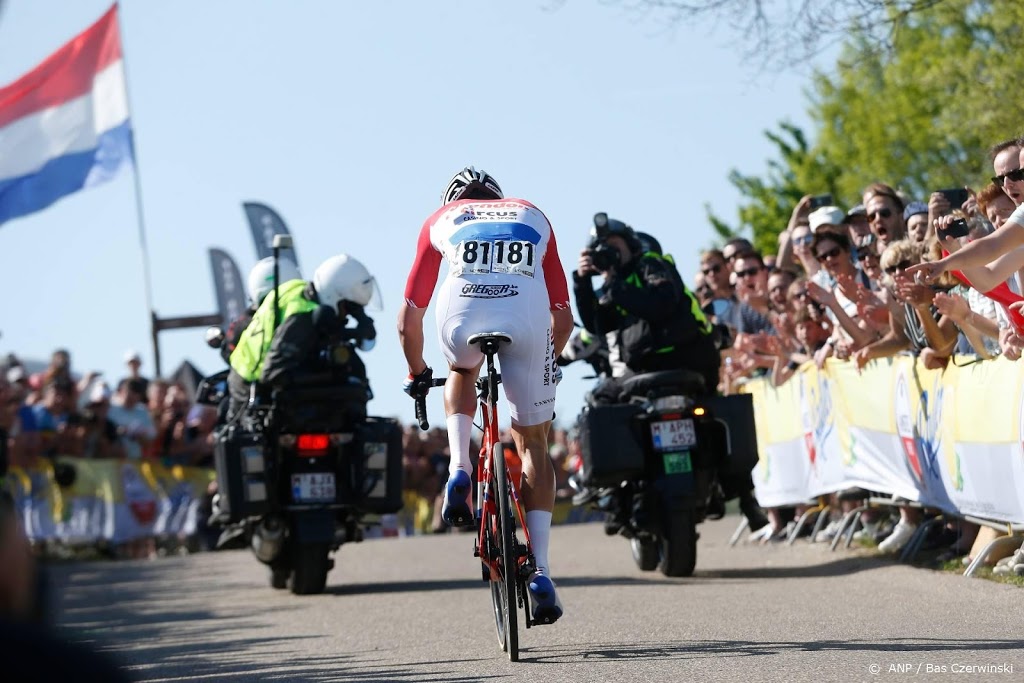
[619,369,706,400]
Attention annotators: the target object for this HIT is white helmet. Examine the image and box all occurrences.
[247,257,302,305]
[313,253,382,311]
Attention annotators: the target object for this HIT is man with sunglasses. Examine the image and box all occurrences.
[862,182,907,251]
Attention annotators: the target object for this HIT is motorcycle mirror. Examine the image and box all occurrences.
[272,234,293,249]
[205,326,225,349]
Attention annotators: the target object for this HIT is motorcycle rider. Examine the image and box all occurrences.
[217,258,303,364]
[572,215,768,532]
[227,253,380,420]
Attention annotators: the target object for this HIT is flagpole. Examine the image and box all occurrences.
[113,1,162,377]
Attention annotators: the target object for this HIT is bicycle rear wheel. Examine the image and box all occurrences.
[489,441,519,661]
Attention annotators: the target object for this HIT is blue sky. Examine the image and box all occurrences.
[0,0,815,426]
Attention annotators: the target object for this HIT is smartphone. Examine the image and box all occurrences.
[809,194,834,210]
[938,188,969,210]
[939,218,970,240]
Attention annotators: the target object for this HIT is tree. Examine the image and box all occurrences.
[710,0,1024,251]
[707,122,841,255]
[597,0,951,69]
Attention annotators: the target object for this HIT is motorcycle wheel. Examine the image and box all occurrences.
[630,536,658,572]
[658,507,697,578]
[288,542,331,595]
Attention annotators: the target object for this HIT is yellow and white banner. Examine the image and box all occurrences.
[3,459,215,544]
[747,355,1024,525]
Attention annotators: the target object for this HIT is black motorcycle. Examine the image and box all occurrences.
[568,364,758,578]
[197,344,402,595]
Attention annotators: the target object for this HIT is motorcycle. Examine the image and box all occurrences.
[198,330,402,596]
[565,339,758,578]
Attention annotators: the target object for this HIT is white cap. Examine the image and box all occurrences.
[6,366,26,383]
[89,381,112,404]
[808,206,846,234]
[124,350,142,364]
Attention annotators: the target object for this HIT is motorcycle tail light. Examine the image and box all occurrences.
[653,395,693,411]
[296,433,330,456]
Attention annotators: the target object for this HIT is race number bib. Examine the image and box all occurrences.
[453,239,537,278]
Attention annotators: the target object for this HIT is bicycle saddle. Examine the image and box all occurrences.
[468,332,513,352]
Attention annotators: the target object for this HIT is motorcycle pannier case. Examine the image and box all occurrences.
[578,403,646,486]
[704,393,759,476]
[214,427,271,521]
[354,417,403,514]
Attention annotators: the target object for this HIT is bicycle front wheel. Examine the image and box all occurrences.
[489,441,519,661]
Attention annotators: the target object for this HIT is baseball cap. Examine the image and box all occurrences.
[843,204,867,222]
[903,201,929,222]
[808,206,846,234]
[89,382,112,404]
[124,350,142,364]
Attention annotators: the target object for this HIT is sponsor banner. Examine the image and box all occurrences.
[243,201,299,269]
[746,356,1024,525]
[208,248,247,326]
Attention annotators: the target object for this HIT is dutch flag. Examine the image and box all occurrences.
[0,5,132,225]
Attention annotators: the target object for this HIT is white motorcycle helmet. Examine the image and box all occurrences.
[312,253,382,312]
[247,257,302,306]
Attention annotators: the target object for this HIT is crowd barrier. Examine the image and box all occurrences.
[3,458,215,545]
[746,355,1024,526]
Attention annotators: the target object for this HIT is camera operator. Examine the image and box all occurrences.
[573,213,720,401]
[227,253,380,419]
[573,215,768,532]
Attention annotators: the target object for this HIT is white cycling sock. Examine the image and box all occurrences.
[526,510,553,575]
[447,413,473,478]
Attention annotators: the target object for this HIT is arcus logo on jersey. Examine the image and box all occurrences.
[454,207,478,226]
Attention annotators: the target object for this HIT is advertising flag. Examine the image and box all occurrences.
[0,5,132,224]
[243,201,300,269]
[208,247,247,323]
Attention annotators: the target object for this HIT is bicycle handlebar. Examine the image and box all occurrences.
[414,378,448,431]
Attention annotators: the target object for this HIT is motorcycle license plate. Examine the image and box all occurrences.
[291,473,336,502]
[651,419,696,451]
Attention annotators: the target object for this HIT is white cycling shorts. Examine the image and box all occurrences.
[435,277,557,426]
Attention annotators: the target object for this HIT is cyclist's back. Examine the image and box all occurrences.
[398,167,573,625]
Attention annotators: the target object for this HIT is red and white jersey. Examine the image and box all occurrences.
[403,198,570,311]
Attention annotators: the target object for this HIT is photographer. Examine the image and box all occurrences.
[573,213,720,402]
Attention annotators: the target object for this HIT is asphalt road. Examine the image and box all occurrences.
[46,517,1024,683]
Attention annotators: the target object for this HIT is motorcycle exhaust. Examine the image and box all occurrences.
[251,516,286,563]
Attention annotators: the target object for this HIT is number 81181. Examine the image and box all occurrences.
[455,239,537,278]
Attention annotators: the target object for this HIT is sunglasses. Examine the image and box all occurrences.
[992,168,1024,187]
[701,263,722,276]
[816,246,843,262]
[868,208,893,221]
[856,248,877,262]
[734,266,761,279]
[793,234,813,247]
[884,259,913,275]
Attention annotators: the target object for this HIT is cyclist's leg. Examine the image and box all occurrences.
[509,420,554,568]
[436,312,485,525]
[443,360,483,478]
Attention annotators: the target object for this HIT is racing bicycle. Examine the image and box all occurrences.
[413,332,543,662]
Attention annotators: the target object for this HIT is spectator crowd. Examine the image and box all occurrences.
[5,138,1024,577]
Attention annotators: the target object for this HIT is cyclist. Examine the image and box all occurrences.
[398,166,574,624]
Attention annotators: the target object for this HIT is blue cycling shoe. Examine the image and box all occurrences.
[441,469,474,527]
[527,571,563,625]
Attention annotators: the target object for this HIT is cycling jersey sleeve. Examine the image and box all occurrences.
[543,228,571,311]
[403,218,443,309]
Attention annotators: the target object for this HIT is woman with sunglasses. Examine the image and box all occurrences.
[805,232,879,366]
[854,240,959,372]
